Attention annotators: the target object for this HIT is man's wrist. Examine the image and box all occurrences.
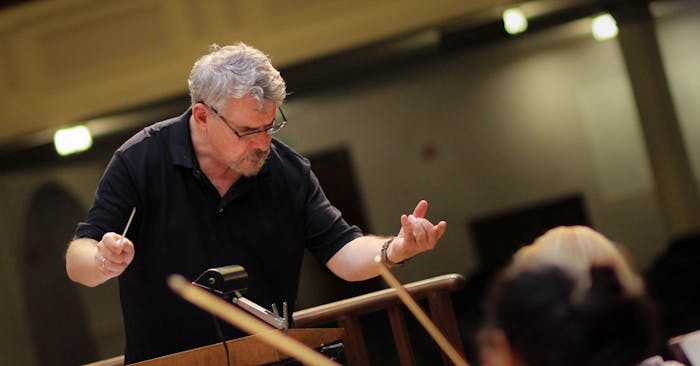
[381,237,409,268]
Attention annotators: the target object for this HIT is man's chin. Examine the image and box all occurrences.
[232,160,265,177]
[240,168,261,177]
[231,151,269,177]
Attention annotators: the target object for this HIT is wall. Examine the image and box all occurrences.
[0,0,501,144]
[278,4,700,282]
[0,163,123,364]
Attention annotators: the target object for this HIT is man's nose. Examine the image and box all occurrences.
[249,132,272,149]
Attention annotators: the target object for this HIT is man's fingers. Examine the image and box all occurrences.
[436,221,447,240]
[98,250,130,276]
[98,234,135,269]
[408,218,447,250]
[96,241,114,263]
[103,257,126,276]
[118,241,135,265]
[412,200,428,219]
[395,202,447,259]
[400,214,414,239]
[409,215,429,244]
[121,241,135,256]
[101,233,125,254]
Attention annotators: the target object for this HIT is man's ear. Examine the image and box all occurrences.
[191,103,209,127]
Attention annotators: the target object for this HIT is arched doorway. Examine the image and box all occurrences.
[21,182,98,365]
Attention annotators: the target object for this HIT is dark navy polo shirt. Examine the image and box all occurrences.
[75,108,362,363]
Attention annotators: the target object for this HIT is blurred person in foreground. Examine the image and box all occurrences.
[478,226,677,366]
[65,42,447,364]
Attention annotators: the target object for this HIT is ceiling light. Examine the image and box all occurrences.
[591,13,618,41]
[503,8,528,35]
[54,125,93,156]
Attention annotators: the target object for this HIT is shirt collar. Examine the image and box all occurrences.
[169,108,196,168]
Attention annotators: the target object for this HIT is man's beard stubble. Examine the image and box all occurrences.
[230,148,269,177]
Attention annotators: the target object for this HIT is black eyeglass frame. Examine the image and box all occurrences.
[198,101,287,139]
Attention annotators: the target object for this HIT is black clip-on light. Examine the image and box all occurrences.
[192,265,289,331]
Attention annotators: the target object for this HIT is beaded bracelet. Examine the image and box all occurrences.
[380,237,409,268]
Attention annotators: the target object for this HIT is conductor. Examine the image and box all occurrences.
[65,42,447,363]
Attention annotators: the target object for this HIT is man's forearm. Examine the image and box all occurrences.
[326,236,393,282]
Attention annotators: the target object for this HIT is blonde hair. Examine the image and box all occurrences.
[482,226,658,366]
[507,226,644,299]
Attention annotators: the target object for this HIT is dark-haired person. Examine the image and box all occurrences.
[65,42,447,364]
[479,226,661,366]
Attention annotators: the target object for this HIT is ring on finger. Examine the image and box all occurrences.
[101,256,107,270]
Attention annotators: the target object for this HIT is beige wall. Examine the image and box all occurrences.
[0,163,122,364]
[0,0,504,144]
[0,2,698,364]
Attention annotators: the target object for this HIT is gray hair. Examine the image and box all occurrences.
[188,42,286,110]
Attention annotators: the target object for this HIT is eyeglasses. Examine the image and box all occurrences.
[199,101,287,139]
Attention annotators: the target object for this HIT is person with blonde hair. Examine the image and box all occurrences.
[479,226,659,366]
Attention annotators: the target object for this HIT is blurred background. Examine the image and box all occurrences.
[1,0,699,364]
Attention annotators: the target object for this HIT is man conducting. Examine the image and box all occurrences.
[66,42,447,364]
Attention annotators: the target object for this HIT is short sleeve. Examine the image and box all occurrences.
[303,168,363,264]
[75,152,138,241]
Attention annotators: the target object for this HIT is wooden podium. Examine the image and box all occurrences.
[132,328,343,366]
[86,328,344,366]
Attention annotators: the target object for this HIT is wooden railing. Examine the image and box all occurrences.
[84,273,466,366]
[294,273,466,366]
